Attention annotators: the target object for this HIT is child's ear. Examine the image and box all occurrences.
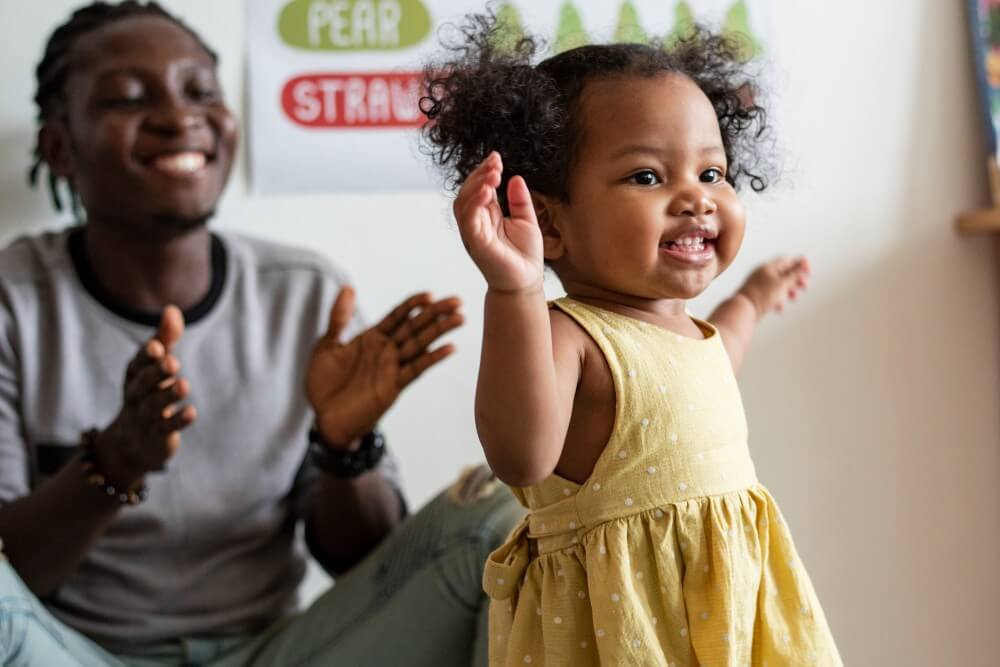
[37,122,74,180]
[531,192,566,261]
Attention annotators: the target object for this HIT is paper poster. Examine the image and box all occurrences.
[247,0,769,194]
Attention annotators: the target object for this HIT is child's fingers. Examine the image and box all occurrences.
[506,175,537,224]
[456,153,501,201]
[456,166,501,216]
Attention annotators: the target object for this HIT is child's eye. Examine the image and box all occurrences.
[700,168,725,184]
[628,170,662,186]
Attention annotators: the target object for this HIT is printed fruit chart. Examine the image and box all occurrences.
[248,0,768,194]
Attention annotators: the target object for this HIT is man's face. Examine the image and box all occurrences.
[54,15,237,235]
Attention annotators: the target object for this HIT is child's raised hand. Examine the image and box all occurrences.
[453,151,544,293]
[738,257,811,317]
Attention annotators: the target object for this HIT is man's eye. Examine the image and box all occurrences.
[628,170,661,186]
[700,168,725,183]
[103,97,144,108]
[189,87,219,103]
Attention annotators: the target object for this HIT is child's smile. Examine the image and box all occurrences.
[659,224,719,265]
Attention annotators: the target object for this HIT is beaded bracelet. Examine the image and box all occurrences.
[78,429,148,506]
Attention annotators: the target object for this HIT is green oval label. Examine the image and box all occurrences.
[278,0,432,51]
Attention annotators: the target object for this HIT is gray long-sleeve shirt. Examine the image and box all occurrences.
[0,227,399,650]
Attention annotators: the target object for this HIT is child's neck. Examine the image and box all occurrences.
[563,284,704,338]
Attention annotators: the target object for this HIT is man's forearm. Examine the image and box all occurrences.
[309,471,404,574]
[0,457,123,596]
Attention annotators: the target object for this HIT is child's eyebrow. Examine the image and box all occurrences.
[608,144,662,160]
[608,143,726,160]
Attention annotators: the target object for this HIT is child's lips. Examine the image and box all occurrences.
[659,239,717,265]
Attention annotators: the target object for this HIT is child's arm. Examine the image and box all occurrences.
[454,153,579,487]
[709,257,811,373]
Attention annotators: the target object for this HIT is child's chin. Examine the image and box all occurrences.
[659,270,716,298]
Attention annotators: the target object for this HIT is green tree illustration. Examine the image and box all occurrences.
[665,1,696,46]
[614,1,647,44]
[722,0,763,59]
[989,5,1000,48]
[494,2,526,53]
[554,1,589,53]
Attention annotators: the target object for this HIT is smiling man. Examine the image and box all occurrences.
[0,2,521,666]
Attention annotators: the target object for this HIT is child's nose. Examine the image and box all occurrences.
[667,187,717,217]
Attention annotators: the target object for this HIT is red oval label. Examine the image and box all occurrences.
[281,72,424,128]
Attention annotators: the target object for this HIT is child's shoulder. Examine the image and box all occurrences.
[549,301,605,368]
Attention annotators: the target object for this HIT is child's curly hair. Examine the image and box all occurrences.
[421,13,774,215]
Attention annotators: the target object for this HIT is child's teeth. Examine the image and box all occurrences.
[666,236,707,251]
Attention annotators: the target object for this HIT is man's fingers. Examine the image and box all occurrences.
[137,378,190,421]
[157,305,185,350]
[390,297,461,345]
[398,313,465,363]
[399,344,455,387]
[156,404,197,436]
[125,339,166,383]
[325,287,357,343]
[125,355,180,404]
[375,293,433,336]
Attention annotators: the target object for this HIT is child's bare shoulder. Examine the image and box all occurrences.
[549,306,604,366]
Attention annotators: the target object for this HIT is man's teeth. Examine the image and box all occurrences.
[152,152,206,174]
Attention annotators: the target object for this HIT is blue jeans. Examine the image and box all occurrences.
[0,484,524,666]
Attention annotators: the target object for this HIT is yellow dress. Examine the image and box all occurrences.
[484,298,841,666]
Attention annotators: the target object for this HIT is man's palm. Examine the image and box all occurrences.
[306,288,464,446]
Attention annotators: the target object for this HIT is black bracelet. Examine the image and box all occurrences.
[79,429,149,506]
[308,428,386,479]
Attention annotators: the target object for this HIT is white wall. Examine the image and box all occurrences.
[1,1,999,664]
